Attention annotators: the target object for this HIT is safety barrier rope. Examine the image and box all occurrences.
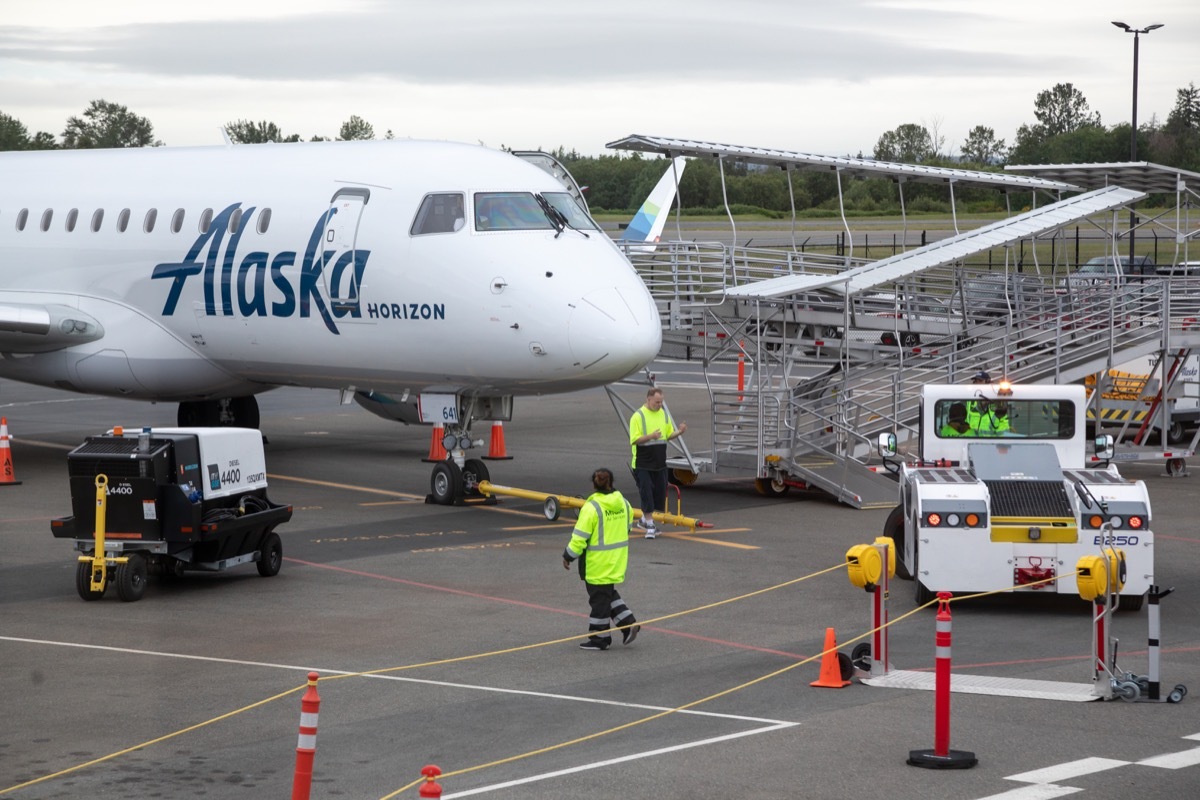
[2,563,1089,797]
[1,562,847,796]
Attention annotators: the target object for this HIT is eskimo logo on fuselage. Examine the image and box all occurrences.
[152,203,445,335]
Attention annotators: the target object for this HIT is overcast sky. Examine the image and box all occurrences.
[2,1,1196,159]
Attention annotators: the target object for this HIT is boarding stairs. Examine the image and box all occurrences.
[634,188,1200,507]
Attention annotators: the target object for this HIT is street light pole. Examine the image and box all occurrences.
[1111,21,1163,160]
[1111,21,1163,262]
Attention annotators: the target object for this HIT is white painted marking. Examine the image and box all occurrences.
[0,635,793,726]
[1185,732,1200,742]
[1007,757,1130,784]
[441,722,798,798]
[1137,747,1200,769]
[972,786,1082,800]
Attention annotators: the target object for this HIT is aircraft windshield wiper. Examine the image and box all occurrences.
[534,194,566,237]
[536,194,588,239]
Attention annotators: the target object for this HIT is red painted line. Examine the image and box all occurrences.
[284,557,812,659]
[1158,533,1200,543]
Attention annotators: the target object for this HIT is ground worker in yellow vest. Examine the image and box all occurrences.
[629,387,686,539]
[562,468,640,651]
[966,370,1012,435]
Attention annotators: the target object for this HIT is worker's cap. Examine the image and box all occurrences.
[971,371,992,383]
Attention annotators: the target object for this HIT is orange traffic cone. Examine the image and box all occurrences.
[422,421,447,462]
[0,417,20,486]
[810,627,851,688]
[482,421,512,460]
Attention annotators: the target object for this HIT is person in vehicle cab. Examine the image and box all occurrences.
[966,371,1011,435]
[941,402,974,437]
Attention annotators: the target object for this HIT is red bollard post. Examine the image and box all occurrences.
[419,764,443,798]
[292,672,321,800]
[907,593,977,769]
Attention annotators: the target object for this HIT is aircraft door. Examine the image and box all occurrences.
[322,187,370,313]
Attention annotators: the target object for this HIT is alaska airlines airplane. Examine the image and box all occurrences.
[619,156,686,252]
[0,140,661,501]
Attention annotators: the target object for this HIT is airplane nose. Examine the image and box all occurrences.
[567,286,661,379]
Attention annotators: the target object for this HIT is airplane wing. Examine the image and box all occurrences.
[0,301,104,353]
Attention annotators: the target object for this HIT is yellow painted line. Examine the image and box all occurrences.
[360,500,428,507]
[9,438,74,451]
[268,473,423,500]
[661,533,758,550]
[502,523,577,531]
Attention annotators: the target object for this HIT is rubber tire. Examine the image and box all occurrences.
[229,396,261,429]
[1166,420,1186,445]
[256,531,282,577]
[115,553,148,602]
[75,560,105,601]
[668,468,698,487]
[754,477,789,497]
[543,496,561,521]
[461,458,490,496]
[430,461,463,505]
[1118,593,1145,612]
[883,504,912,580]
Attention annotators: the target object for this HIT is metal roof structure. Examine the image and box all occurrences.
[1005,162,1200,195]
[721,185,1146,298]
[607,134,1079,193]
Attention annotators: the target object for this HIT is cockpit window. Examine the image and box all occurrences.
[474,192,554,232]
[542,192,600,231]
[411,193,466,236]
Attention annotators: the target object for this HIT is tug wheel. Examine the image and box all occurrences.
[75,560,105,601]
[257,531,283,577]
[115,553,148,602]
[884,504,912,580]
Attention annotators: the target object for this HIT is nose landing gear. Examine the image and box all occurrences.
[427,426,497,506]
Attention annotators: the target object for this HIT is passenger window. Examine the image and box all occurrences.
[40,209,53,231]
[144,208,157,233]
[199,208,213,233]
[229,208,243,234]
[16,209,28,231]
[91,209,104,232]
[410,193,466,236]
[474,192,554,232]
[117,208,130,233]
[256,208,271,234]
[171,209,184,233]
[66,209,79,232]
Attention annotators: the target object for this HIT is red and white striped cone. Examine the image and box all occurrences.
[907,593,976,769]
[292,672,321,800]
[0,417,20,486]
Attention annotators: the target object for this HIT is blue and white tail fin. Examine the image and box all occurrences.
[620,156,686,251]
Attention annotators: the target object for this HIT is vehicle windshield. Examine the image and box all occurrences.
[542,192,599,231]
[474,192,555,232]
[934,398,1076,439]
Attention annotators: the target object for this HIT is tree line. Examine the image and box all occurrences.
[3,81,1197,216]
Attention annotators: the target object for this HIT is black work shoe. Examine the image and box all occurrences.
[579,638,610,651]
[622,625,641,646]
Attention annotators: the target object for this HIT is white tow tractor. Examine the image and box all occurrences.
[879,380,1154,610]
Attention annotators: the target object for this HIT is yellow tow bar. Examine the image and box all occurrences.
[477,480,710,532]
[78,474,126,593]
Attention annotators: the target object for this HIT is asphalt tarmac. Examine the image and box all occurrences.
[2,370,1198,799]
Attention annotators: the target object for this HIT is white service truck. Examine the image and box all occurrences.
[880,381,1154,610]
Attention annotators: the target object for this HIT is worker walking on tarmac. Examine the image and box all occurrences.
[562,468,640,651]
[629,387,686,539]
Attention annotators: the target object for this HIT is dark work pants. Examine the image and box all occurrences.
[633,467,667,518]
[585,583,636,643]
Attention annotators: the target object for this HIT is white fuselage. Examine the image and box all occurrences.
[0,140,661,402]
